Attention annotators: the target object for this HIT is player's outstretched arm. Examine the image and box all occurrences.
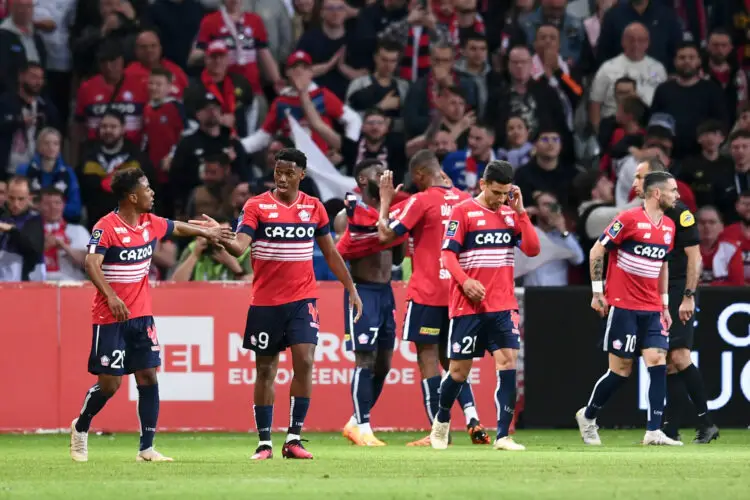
[589,241,609,317]
[84,253,130,322]
[172,220,235,243]
[317,233,363,322]
[187,215,250,257]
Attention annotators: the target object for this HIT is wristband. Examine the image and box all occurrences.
[591,281,603,293]
[662,293,669,306]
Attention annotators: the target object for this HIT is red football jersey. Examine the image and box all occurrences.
[388,186,471,306]
[700,240,745,285]
[196,11,268,94]
[442,199,532,317]
[336,193,407,261]
[262,87,344,153]
[87,212,174,324]
[238,191,330,306]
[75,74,148,145]
[719,223,750,283]
[124,59,189,98]
[142,99,185,183]
[600,207,675,312]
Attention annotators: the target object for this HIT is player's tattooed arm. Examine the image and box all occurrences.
[589,241,609,316]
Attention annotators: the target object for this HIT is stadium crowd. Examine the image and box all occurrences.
[0,0,748,286]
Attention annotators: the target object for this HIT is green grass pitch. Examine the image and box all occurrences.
[1,430,749,499]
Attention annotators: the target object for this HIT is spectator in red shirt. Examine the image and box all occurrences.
[191,0,283,95]
[125,30,189,99]
[698,205,744,286]
[183,40,255,138]
[72,41,148,162]
[142,67,185,189]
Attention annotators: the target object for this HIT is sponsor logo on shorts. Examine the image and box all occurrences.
[100,355,110,367]
[420,327,440,336]
[612,340,622,350]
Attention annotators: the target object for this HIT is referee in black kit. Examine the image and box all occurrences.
[634,158,719,443]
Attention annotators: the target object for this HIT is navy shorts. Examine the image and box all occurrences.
[402,301,450,345]
[88,316,161,376]
[603,306,669,359]
[344,282,396,352]
[448,310,521,360]
[244,299,319,356]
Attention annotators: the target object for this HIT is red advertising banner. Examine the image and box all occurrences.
[0,283,503,433]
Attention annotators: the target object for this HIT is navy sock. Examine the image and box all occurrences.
[457,380,476,412]
[352,367,373,424]
[663,373,686,434]
[495,370,517,439]
[253,405,273,442]
[647,365,667,431]
[288,396,310,436]
[436,375,463,423]
[371,374,387,409]
[137,384,159,451]
[421,375,441,423]
[584,370,628,419]
[678,364,713,427]
[75,384,111,432]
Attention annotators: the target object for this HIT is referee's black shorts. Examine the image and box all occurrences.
[667,279,695,351]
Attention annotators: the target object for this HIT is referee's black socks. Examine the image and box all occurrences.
[679,364,714,428]
[664,374,687,435]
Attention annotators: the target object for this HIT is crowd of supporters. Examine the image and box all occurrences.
[0,0,748,286]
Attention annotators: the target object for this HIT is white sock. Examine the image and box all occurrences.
[348,415,357,427]
[357,422,373,434]
[463,405,479,426]
[285,433,301,443]
[258,440,272,448]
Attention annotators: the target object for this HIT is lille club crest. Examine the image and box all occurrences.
[298,210,311,222]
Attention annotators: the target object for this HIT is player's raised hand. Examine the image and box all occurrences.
[662,309,673,331]
[349,288,364,323]
[508,185,525,214]
[678,296,695,324]
[107,295,130,322]
[461,278,486,303]
[379,170,402,206]
[591,293,609,317]
[205,225,236,245]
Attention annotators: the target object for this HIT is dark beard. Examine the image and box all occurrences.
[677,68,698,79]
[366,179,380,200]
[709,53,726,65]
[22,83,40,96]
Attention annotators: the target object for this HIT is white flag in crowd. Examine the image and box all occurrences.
[287,113,356,202]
